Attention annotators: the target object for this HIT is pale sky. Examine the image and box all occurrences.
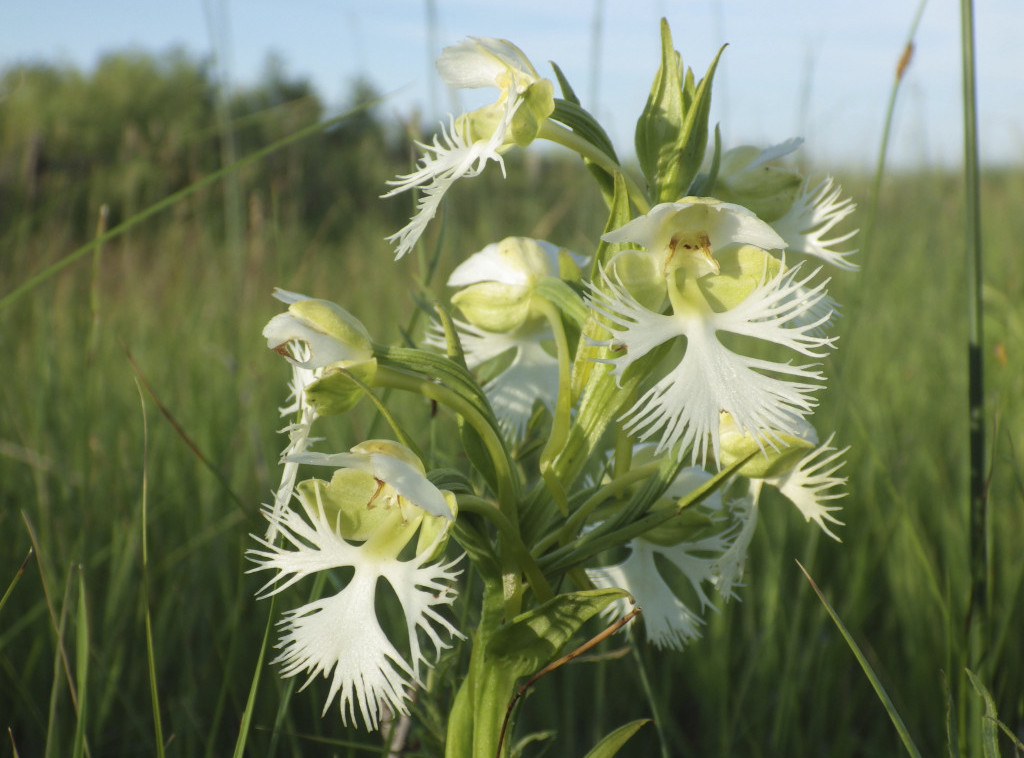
[2,1,1022,169]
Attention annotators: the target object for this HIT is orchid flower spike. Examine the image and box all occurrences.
[383,39,555,259]
[249,440,462,730]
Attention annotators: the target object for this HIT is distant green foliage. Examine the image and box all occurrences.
[0,50,399,241]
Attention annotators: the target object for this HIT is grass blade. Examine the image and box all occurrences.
[0,548,34,620]
[232,594,276,758]
[72,569,90,758]
[964,669,1001,758]
[135,380,166,758]
[797,561,923,758]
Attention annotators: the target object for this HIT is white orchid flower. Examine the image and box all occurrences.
[249,441,462,730]
[714,140,859,271]
[428,237,583,439]
[589,261,835,466]
[383,39,553,260]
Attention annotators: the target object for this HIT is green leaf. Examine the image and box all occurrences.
[550,60,581,105]
[675,46,725,201]
[486,588,629,679]
[798,562,924,758]
[965,668,1002,758]
[635,18,684,198]
[550,96,619,205]
[583,719,652,758]
[551,99,618,164]
[687,124,722,196]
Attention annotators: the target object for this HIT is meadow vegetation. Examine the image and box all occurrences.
[1,50,1022,756]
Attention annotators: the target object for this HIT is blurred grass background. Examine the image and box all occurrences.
[1,51,1022,756]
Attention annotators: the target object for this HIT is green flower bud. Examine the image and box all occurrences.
[715,144,803,222]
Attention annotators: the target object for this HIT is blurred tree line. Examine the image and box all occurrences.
[0,49,407,244]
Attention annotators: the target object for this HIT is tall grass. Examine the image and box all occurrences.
[2,61,1023,758]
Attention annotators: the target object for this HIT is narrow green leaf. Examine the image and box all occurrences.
[942,671,961,758]
[72,570,89,758]
[232,595,276,758]
[964,668,1002,758]
[674,45,726,201]
[798,562,924,758]
[550,60,581,105]
[583,719,652,758]
[635,18,684,194]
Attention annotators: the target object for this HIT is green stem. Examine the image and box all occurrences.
[539,120,651,214]
[536,299,575,516]
[863,0,927,253]
[457,495,553,603]
[630,645,671,758]
[959,0,989,751]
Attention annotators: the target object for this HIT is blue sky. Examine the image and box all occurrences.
[2,1,1022,168]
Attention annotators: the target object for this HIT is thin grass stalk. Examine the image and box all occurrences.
[957,0,987,667]
[958,0,989,751]
[630,645,670,758]
[72,570,89,758]
[136,382,166,758]
[863,0,927,253]
[202,0,245,276]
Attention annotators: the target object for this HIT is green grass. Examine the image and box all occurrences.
[2,140,1023,756]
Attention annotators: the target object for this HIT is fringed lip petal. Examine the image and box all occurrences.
[248,476,462,731]
[773,177,860,271]
[588,264,834,465]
